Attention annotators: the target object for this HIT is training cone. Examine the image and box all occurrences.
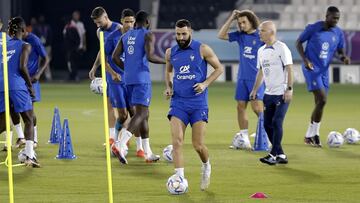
[56,119,76,159]
[250,192,268,199]
[48,107,62,144]
[253,113,269,151]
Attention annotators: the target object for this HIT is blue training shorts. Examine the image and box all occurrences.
[0,90,33,113]
[126,84,151,107]
[302,67,329,92]
[235,79,265,101]
[167,105,208,126]
[32,81,41,102]
[109,83,128,109]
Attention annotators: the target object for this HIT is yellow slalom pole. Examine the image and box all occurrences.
[99,31,113,203]
[2,32,14,203]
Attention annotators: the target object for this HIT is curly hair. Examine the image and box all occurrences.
[8,16,25,36]
[238,10,260,29]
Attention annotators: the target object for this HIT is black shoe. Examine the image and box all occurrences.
[304,137,314,145]
[276,155,288,164]
[260,154,277,165]
[313,135,322,147]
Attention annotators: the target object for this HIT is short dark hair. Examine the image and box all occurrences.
[327,6,340,13]
[135,10,149,24]
[238,10,260,29]
[175,19,191,28]
[122,8,135,19]
[91,7,106,19]
[8,16,25,36]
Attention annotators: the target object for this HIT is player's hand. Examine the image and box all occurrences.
[31,74,40,83]
[232,10,241,20]
[249,90,257,100]
[193,83,208,95]
[28,87,35,98]
[89,68,96,80]
[163,87,173,100]
[304,58,314,71]
[111,73,121,82]
[283,90,293,103]
[343,56,351,65]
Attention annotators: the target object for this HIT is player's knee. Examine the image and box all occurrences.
[316,98,327,107]
[192,143,205,154]
[117,113,128,124]
[237,104,246,113]
[173,137,184,148]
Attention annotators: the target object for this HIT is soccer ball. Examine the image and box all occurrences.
[163,145,173,162]
[166,174,188,195]
[232,133,251,149]
[327,131,344,148]
[90,77,103,95]
[18,149,37,163]
[343,128,359,144]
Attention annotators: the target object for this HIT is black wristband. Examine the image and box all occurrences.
[340,56,346,62]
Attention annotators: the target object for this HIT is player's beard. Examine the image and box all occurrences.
[176,37,191,49]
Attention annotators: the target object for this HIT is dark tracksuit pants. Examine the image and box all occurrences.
[263,94,289,156]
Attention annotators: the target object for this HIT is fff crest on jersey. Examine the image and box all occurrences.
[332,36,336,42]
[190,54,195,61]
[252,40,256,45]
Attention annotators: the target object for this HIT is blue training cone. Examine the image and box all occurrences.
[56,119,76,159]
[253,113,270,151]
[48,107,62,144]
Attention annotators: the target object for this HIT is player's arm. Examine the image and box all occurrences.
[112,35,125,69]
[217,10,241,40]
[295,39,313,70]
[250,67,264,101]
[193,44,224,94]
[32,54,50,83]
[20,43,34,97]
[145,32,165,64]
[337,48,350,65]
[283,64,293,103]
[164,48,173,99]
[89,28,101,79]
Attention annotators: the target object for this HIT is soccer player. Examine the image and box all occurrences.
[0,17,39,167]
[10,19,50,149]
[89,7,122,145]
[112,11,165,164]
[164,19,223,190]
[296,6,350,147]
[218,10,265,149]
[105,9,144,157]
[250,21,293,165]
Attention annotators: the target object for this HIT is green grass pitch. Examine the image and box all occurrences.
[1,82,359,202]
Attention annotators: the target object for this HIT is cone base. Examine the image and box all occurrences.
[56,155,77,160]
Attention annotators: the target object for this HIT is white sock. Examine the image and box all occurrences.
[240,129,249,135]
[3,131,13,147]
[14,123,24,139]
[305,122,314,138]
[313,122,321,136]
[109,128,116,140]
[25,140,34,158]
[175,168,184,177]
[142,138,153,156]
[34,126,38,143]
[119,129,132,148]
[202,159,211,168]
[136,136,143,151]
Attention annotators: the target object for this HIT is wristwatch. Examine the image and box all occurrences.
[286,86,293,91]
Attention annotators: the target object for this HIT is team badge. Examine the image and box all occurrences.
[190,54,195,61]
[332,36,336,42]
[252,40,256,45]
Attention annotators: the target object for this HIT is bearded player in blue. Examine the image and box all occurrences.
[112,11,165,164]
[164,19,223,191]
[296,6,350,147]
[0,17,39,167]
[10,20,50,149]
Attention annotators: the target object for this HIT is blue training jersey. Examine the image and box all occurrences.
[99,22,120,83]
[122,27,150,85]
[24,33,47,77]
[170,40,208,108]
[0,37,28,91]
[228,30,264,81]
[105,28,124,84]
[298,21,345,73]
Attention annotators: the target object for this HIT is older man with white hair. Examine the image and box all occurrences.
[250,21,293,165]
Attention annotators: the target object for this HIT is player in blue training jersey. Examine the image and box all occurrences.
[112,10,165,164]
[89,7,123,146]
[296,6,350,147]
[164,19,223,190]
[10,25,50,149]
[0,17,39,167]
[105,9,145,157]
[218,10,265,149]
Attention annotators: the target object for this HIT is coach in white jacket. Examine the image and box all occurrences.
[250,21,293,165]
